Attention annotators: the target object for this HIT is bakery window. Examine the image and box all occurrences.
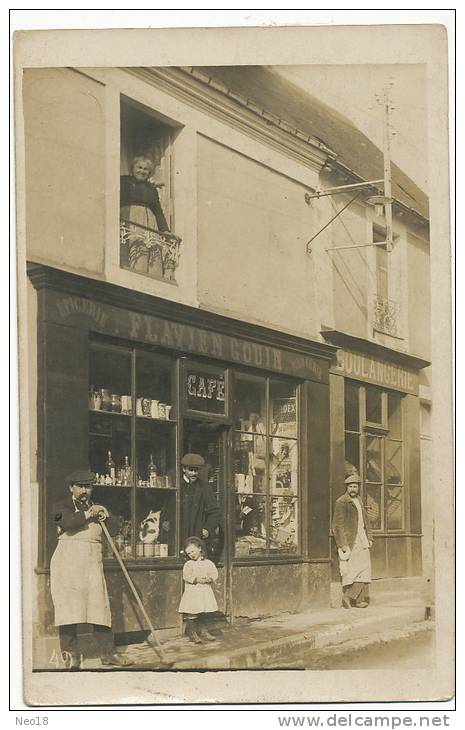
[120,97,182,282]
[233,374,300,557]
[344,381,405,532]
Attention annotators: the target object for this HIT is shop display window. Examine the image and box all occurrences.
[343,381,405,533]
[89,342,177,560]
[233,373,300,556]
[88,341,302,562]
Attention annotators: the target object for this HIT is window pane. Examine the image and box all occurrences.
[89,412,132,485]
[365,435,382,482]
[270,437,298,496]
[270,496,298,554]
[365,485,382,530]
[235,495,267,556]
[234,374,266,432]
[344,382,360,431]
[89,344,131,414]
[95,487,132,559]
[233,432,266,494]
[385,485,404,530]
[345,432,360,476]
[365,386,382,424]
[135,420,176,488]
[270,379,297,438]
[135,490,176,558]
[136,351,175,420]
[386,440,403,485]
[388,393,402,439]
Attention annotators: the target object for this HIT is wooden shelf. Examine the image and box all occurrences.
[136,485,177,491]
[91,483,132,489]
[89,409,131,417]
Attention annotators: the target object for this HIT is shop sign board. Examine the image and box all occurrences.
[332,348,418,395]
[185,368,226,414]
[48,292,330,383]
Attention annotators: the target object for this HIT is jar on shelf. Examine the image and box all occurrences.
[99,389,112,412]
[110,394,122,413]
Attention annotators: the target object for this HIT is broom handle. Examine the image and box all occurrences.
[100,521,165,656]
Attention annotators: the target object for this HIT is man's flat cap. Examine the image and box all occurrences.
[66,469,95,485]
[345,473,361,485]
[181,453,205,467]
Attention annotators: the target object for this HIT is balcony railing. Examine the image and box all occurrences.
[120,218,182,282]
[373,294,399,336]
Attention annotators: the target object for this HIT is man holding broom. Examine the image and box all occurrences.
[50,469,133,669]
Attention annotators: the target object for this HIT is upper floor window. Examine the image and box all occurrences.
[120,98,182,282]
[372,225,399,336]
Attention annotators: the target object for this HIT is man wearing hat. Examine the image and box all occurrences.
[180,453,221,551]
[332,473,373,609]
[50,470,132,669]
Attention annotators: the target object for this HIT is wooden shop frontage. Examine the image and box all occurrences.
[29,263,337,643]
[323,329,429,583]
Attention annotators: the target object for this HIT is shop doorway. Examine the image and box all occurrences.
[182,418,231,619]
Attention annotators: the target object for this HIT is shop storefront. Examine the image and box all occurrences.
[324,333,429,581]
[29,264,336,638]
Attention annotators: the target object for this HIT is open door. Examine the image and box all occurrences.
[182,418,230,620]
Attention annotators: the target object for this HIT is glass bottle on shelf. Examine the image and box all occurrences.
[148,454,158,488]
[122,455,131,486]
[105,451,116,485]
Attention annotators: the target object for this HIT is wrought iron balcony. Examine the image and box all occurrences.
[120,218,182,282]
[373,294,399,336]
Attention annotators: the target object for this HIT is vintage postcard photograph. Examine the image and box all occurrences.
[12,18,454,708]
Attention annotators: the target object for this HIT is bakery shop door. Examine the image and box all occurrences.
[182,419,230,620]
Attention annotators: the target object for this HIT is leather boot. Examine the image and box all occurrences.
[185,619,202,644]
[198,619,217,642]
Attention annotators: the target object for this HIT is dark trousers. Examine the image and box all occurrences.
[58,624,113,658]
[343,582,370,604]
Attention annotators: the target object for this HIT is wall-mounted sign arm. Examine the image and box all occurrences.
[304,179,383,203]
[306,191,362,254]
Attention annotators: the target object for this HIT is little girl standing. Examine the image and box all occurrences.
[179,536,218,644]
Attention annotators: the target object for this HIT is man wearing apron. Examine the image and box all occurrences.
[332,473,374,609]
[50,470,133,669]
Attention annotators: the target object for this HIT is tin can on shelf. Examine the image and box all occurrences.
[157,403,166,419]
[137,397,152,417]
[150,400,159,419]
[143,543,155,558]
[121,395,132,414]
[165,405,172,420]
[136,542,144,557]
[159,544,168,557]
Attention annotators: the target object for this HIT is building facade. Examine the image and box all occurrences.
[21,65,431,664]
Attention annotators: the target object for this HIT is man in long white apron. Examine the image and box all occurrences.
[50,470,132,669]
[332,473,374,609]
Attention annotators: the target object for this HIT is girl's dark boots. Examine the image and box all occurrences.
[198,618,217,642]
[185,618,202,644]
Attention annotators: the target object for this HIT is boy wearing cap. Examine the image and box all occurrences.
[50,470,132,669]
[332,473,373,609]
[180,453,221,547]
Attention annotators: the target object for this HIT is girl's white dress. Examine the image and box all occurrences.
[178,558,218,614]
